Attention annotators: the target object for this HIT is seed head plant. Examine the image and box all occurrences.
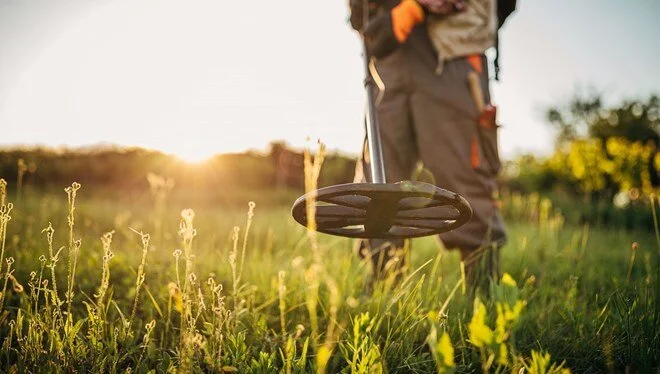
[64,182,81,321]
[96,230,115,313]
[177,208,199,371]
[128,229,150,332]
[0,178,7,206]
[0,257,15,311]
[0,201,13,279]
[42,223,62,308]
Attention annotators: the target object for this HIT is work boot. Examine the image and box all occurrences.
[460,243,501,299]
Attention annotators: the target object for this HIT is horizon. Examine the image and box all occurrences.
[0,139,363,166]
[0,138,348,156]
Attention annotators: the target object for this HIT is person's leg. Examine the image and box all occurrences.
[460,243,501,297]
[354,52,418,282]
[409,55,507,291]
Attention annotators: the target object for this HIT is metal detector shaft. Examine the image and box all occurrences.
[362,40,387,184]
[289,2,474,240]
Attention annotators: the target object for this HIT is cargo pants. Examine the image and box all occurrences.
[356,27,507,280]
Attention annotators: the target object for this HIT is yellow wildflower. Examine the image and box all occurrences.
[497,343,508,366]
[501,273,517,287]
[438,331,455,367]
[495,304,507,342]
[469,298,494,347]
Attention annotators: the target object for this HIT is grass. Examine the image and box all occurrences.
[0,176,658,373]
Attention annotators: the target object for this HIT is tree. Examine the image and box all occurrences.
[545,91,660,147]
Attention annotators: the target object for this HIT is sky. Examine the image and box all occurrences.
[0,0,659,162]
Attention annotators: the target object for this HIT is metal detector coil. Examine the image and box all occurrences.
[291,181,471,239]
[290,23,472,240]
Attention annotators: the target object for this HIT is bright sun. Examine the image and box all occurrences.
[172,146,216,164]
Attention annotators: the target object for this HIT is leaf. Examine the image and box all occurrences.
[144,285,163,318]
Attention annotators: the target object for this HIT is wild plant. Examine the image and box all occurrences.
[227,201,257,331]
[278,270,287,337]
[42,223,62,311]
[96,230,115,315]
[339,312,384,373]
[467,273,526,371]
[278,270,310,373]
[0,201,12,279]
[304,263,320,347]
[229,225,241,318]
[280,324,309,374]
[64,182,81,320]
[179,209,196,297]
[136,319,156,368]
[464,273,573,372]
[129,229,150,332]
[302,142,326,264]
[427,326,455,374]
[316,276,341,373]
[627,242,639,283]
[28,255,46,313]
[177,208,198,371]
[204,276,229,370]
[522,350,571,374]
[83,231,115,359]
[0,257,15,311]
[238,201,256,284]
[300,143,344,373]
[146,172,175,244]
[16,158,27,200]
[0,178,7,206]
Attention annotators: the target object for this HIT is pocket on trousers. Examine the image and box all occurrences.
[478,123,502,177]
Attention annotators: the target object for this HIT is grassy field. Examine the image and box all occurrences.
[0,179,659,373]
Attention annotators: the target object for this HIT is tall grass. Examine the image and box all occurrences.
[0,167,657,372]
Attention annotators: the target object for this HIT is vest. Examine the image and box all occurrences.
[426,0,497,74]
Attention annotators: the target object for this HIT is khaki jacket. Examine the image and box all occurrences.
[426,0,497,74]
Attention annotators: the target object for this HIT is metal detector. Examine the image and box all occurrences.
[290,6,472,239]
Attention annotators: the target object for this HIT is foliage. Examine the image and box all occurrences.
[502,93,660,230]
[501,136,660,230]
[545,91,659,147]
[545,137,658,196]
[0,142,356,205]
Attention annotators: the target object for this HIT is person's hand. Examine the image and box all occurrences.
[416,0,465,15]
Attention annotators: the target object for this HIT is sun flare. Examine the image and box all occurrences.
[172,146,216,164]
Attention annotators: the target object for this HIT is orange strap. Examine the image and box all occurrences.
[391,0,425,42]
[471,134,480,169]
[467,54,483,74]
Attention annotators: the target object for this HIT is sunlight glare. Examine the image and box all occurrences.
[171,146,215,164]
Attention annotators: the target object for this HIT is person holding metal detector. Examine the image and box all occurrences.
[348,0,517,289]
[291,0,515,292]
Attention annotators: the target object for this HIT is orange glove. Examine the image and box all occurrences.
[363,0,424,58]
[390,0,425,42]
